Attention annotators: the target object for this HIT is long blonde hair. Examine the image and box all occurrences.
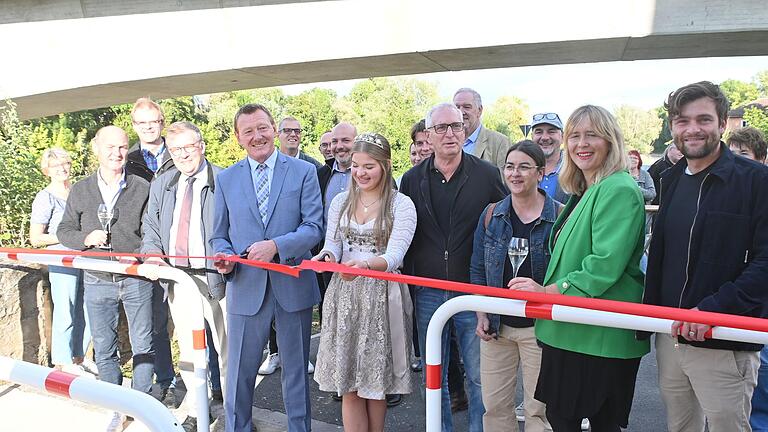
[559,105,628,196]
[337,133,395,250]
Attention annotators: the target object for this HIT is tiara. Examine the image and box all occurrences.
[355,132,386,149]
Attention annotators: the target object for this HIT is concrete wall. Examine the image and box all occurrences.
[1,0,767,119]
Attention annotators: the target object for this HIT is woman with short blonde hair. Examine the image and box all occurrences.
[31,148,94,375]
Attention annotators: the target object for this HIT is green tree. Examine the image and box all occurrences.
[344,78,439,175]
[0,101,47,246]
[754,70,768,96]
[720,79,760,109]
[614,105,661,154]
[651,106,672,153]
[285,88,338,162]
[483,96,529,143]
[744,106,768,138]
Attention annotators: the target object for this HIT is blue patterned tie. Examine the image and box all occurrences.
[254,163,269,222]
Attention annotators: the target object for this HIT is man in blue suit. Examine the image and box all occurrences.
[210,103,324,432]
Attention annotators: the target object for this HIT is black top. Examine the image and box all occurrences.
[428,157,465,236]
[659,167,705,306]
[400,152,507,283]
[659,166,712,307]
[501,209,535,328]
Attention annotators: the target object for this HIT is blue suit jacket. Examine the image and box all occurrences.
[210,151,324,315]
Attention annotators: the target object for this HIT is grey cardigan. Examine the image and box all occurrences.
[57,172,150,279]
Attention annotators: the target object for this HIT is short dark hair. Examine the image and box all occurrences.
[233,103,275,133]
[506,139,546,168]
[410,119,426,143]
[665,81,730,125]
[727,126,767,162]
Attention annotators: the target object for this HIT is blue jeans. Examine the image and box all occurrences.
[751,346,768,431]
[49,265,90,365]
[415,287,484,432]
[152,282,175,388]
[83,272,154,394]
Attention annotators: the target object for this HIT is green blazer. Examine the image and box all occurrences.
[535,171,650,359]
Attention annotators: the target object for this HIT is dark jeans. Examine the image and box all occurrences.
[84,272,154,393]
[206,320,222,392]
[152,282,175,388]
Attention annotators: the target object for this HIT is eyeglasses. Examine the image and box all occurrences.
[532,113,560,122]
[429,122,464,134]
[133,120,163,128]
[280,128,302,135]
[168,142,201,156]
[504,164,539,174]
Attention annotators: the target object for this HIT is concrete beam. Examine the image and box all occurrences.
[1,0,767,119]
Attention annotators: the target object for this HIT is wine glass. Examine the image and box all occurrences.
[507,237,529,278]
[97,204,114,250]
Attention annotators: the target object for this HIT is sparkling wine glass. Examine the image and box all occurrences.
[97,204,115,250]
[507,237,529,278]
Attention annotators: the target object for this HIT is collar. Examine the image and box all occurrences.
[248,148,278,172]
[332,160,351,174]
[662,142,732,182]
[465,125,482,145]
[427,151,466,176]
[97,168,126,188]
[493,188,558,223]
[180,161,208,184]
[545,151,564,176]
[140,138,166,156]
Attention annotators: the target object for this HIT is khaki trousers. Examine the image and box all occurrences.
[167,274,228,418]
[656,333,759,432]
[480,325,551,432]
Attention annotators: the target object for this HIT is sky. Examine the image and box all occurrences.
[280,56,768,121]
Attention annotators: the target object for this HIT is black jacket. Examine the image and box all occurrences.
[644,143,768,351]
[126,140,175,182]
[647,151,675,205]
[400,153,507,283]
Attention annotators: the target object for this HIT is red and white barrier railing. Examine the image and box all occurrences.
[0,251,208,432]
[0,356,184,432]
[423,296,768,432]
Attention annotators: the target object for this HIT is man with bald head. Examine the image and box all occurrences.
[58,125,153,431]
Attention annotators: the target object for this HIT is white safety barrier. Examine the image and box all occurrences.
[0,251,208,432]
[424,295,768,432]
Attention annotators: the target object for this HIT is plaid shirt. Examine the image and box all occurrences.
[140,145,166,173]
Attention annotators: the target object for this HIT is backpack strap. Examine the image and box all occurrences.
[484,202,499,230]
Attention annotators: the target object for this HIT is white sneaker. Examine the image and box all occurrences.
[105,411,126,432]
[581,418,590,430]
[307,361,315,374]
[258,353,280,375]
[515,402,524,422]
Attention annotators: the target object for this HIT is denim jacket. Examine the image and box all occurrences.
[470,189,559,330]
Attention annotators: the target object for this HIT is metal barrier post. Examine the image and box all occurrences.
[0,252,209,432]
[424,295,768,432]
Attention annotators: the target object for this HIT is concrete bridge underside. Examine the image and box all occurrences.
[1,0,767,119]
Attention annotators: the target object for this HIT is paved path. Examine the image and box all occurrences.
[1,336,667,431]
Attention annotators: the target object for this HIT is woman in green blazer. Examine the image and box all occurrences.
[509,105,650,432]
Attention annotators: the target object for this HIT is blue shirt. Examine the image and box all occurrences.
[540,151,563,199]
[247,148,279,195]
[324,161,351,222]
[463,125,481,155]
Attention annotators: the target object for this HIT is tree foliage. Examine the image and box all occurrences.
[651,106,672,153]
[744,107,768,138]
[614,105,661,154]
[0,101,46,246]
[483,96,529,143]
[720,79,760,109]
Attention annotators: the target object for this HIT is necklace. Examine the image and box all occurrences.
[359,196,381,213]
